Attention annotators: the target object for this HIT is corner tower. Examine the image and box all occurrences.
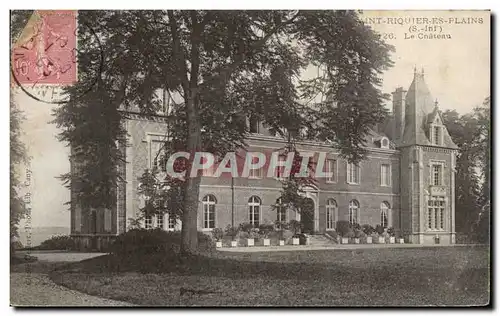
[396,68,458,244]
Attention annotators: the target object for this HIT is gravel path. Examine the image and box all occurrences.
[11,273,133,306]
[11,252,134,306]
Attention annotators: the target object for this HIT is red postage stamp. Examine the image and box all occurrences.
[12,10,77,86]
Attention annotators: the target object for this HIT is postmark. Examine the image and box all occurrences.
[11,10,103,104]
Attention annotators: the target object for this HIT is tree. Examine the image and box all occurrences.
[442,97,490,240]
[10,99,28,243]
[53,10,393,254]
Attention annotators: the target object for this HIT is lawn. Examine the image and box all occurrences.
[50,246,490,306]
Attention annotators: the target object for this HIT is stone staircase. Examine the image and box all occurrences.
[307,234,337,246]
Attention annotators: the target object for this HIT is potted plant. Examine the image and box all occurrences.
[362,224,374,244]
[346,230,355,243]
[397,231,405,244]
[387,227,396,244]
[239,222,256,247]
[211,228,224,248]
[259,223,274,246]
[275,221,289,246]
[375,224,386,244]
[336,220,351,244]
[289,220,302,245]
[225,225,239,247]
[353,223,363,244]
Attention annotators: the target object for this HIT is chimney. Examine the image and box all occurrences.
[392,87,407,145]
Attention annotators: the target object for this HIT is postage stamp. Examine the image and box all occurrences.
[11,10,77,86]
[9,10,490,307]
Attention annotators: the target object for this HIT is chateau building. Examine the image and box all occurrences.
[70,69,458,248]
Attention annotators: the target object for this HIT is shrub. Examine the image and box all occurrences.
[288,220,303,237]
[387,227,395,237]
[258,224,274,239]
[211,228,224,241]
[224,225,239,240]
[336,221,352,237]
[238,222,254,233]
[110,229,215,256]
[346,231,355,239]
[375,224,385,235]
[38,235,75,250]
[362,224,375,236]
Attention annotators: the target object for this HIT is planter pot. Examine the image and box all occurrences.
[247,238,254,247]
[279,240,285,246]
[366,236,373,244]
[341,237,349,244]
[398,238,404,244]
[378,237,385,244]
[292,238,300,245]
[389,237,396,244]
[231,240,238,247]
[216,241,223,248]
[263,238,271,246]
[354,238,360,244]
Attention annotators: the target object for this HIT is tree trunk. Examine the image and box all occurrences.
[180,94,201,255]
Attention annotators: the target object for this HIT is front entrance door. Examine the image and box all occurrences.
[301,198,315,234]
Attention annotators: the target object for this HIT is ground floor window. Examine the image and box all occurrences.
[349,200,359,225]
[156,214,164,229]
[380,202,390,228]
[326,199,337,230]
[249,196,261,227]
[428,196,445,230]
[145,215,153,229]
[202,195,216,229]
[276,198,286,223]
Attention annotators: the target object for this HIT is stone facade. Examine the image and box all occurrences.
[70,70,458,248]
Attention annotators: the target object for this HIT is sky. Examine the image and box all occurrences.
[14,10,490,228]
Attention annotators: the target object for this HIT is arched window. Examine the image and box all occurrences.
[276,198,286,223]
[248,196,261,227]
[202,195,216,229]
[349,200,359,225]
[380,202,390,228]
[326,199,337,230]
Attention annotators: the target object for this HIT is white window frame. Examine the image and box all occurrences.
[427,196,445,231]
[380,163,392,187]
[347,162,361,185]
[326,159,338,183]
[326,199,337,231]
[274,155,286,180]
[430,161,445,186]
[145,215,153,229]
[248,196,261,227]
[430,124,443,146]
[276,198,286,223]
[202,195,216,231]
[348,200,359,225]
[156,213,164,229]
[380,202,390,228]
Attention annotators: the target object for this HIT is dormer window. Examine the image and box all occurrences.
[432,126,441,145]
[381,137,389,149]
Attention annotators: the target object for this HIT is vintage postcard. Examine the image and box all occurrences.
[10,10,490,306]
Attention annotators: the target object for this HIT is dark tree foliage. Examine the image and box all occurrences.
[442,97,490,241]
[52,10,393,253]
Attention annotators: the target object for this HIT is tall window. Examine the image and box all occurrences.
[276,198,286,222]
[249,116,260,133]
[168,216,176,230]
[248,196,261,227]
[349,200,359,225]
[249,156,262,179]
[326,199,337,230]
[428,196,445,230]
[432,126,441,145]
[275,155,286,180]
[326,159,337,183]
[145,215,153,229]
[156,214,164,229]
[432,164,443,186]
[347,163,360,184]
[381,164,391,186]
[202,195,216,229]
[380,202,390,228]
